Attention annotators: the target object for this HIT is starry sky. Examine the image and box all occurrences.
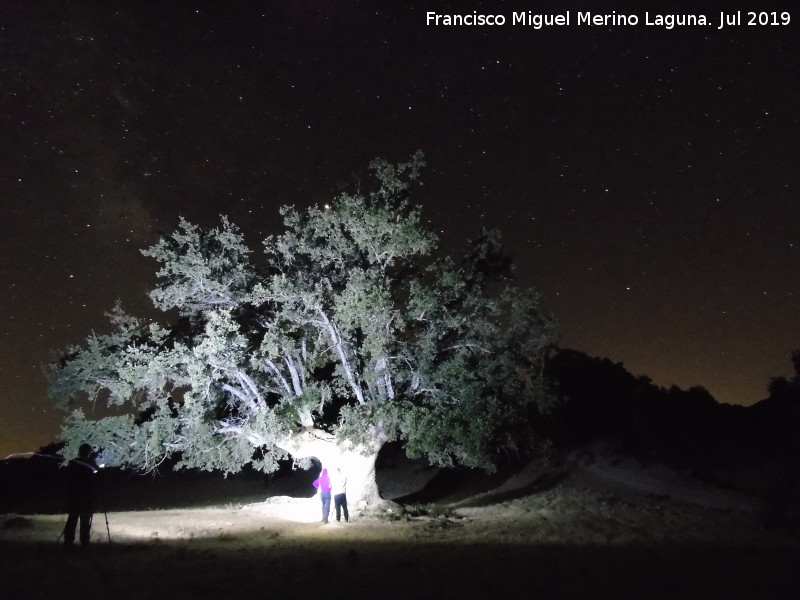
[1,1,799,457]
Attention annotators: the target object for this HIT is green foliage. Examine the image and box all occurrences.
[141,216,253,314]
[50,152,555,475]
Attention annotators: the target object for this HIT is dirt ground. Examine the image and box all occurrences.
[2,459,799,600]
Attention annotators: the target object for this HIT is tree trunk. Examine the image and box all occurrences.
[277,428,387,509]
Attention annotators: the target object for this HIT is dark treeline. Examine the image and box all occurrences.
[544,348,800,500]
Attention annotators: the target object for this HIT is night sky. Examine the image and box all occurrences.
[1,1,799,457]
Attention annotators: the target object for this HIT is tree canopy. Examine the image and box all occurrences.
[49,152,556,503]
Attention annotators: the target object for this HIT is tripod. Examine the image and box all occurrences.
[98,480,112,543]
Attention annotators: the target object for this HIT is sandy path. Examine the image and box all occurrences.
[2,469,799,599]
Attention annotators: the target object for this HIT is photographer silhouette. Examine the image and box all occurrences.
[62,443,100,548]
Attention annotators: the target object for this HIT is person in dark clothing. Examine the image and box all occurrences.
[331,466,349,523]
[63,443,100,548]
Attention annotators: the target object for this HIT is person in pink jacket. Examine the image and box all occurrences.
[312,468,332,523]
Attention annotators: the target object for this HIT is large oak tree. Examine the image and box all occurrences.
[50,153,555,507]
